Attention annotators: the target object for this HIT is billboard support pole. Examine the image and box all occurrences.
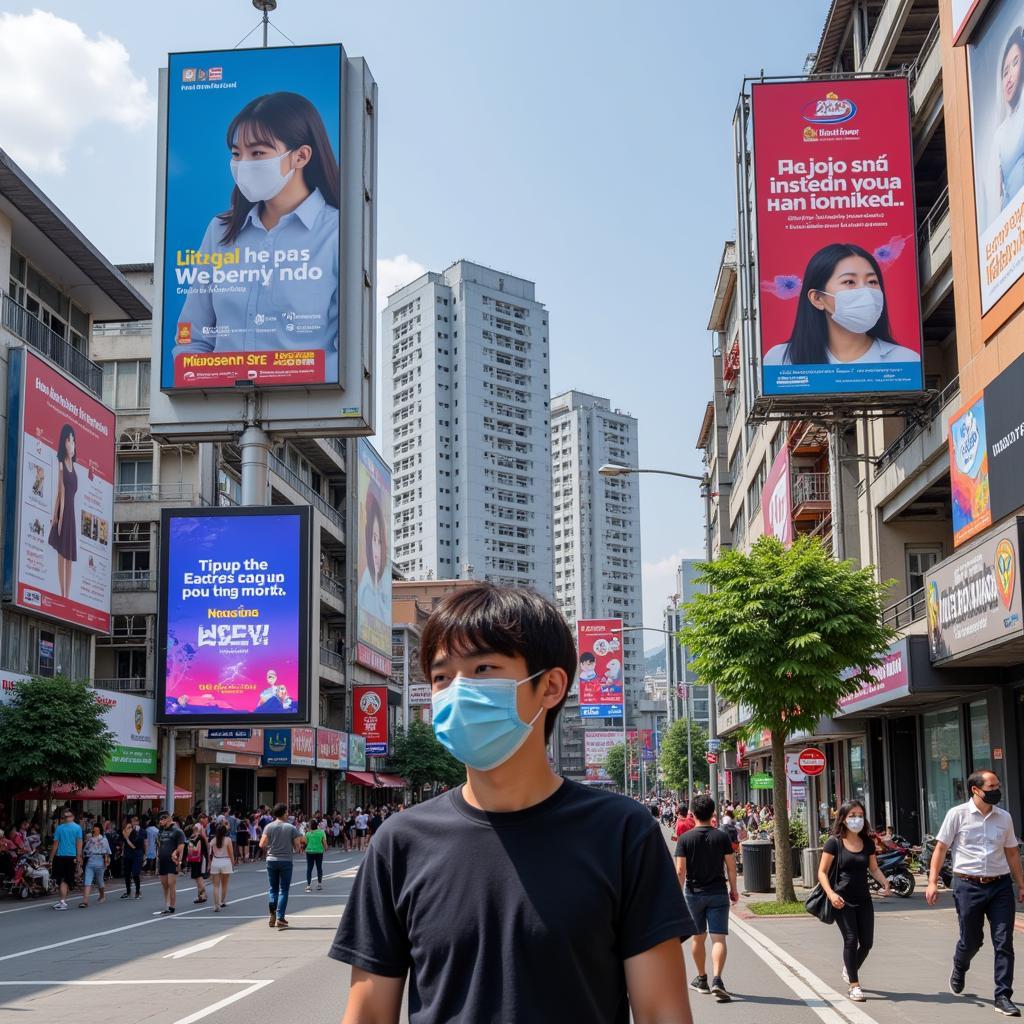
[240,394,270,507]
[829,422,846,561]
[164,728,177,813]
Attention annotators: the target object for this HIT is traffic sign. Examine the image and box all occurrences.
[797,747,827,776]
[707,737,721,753]
[705,752,718,765]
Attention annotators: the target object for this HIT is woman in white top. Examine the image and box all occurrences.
[993,27,1024,215]
[208,824,234,913]
[762,243,919,368]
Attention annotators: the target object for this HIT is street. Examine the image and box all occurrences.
[0,842,1015,1024]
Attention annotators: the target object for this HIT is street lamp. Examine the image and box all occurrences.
[598,463,706,483]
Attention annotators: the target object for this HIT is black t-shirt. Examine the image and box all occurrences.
[122,827,143,857]
[157,825,186,860]
[329,779,694,1024]
[675,825,734,893]
[823,836,872,905]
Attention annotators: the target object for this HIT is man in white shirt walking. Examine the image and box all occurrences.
[926,770,1024,1017]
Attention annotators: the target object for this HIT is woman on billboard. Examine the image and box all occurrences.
[357,488,389,627]
[174,91,340,377]
[762,243,919,367]
[47,424,77,598]
[995,26,1024,212]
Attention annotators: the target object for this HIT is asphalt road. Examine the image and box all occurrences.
[0,843,1013,1024]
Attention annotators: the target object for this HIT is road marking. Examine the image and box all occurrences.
[0,978,273,1024]
[163,935,228,958]
[731,915,876,1024]
[0,858,356,963]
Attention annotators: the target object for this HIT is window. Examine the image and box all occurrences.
[906,546,941,618]
[968,700,991,771]
[117,459,153,495]
[922,707,966,834]
[117,548,150,573]
[102,360,151,410]
[116,649,148,682]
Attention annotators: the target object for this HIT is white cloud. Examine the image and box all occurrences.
[377,254,427,313]
[0,10,154,174]
[642,546,704,639]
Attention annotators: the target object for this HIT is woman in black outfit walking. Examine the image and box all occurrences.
[817,800,891,1002]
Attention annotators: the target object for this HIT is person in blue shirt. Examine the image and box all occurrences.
[173,91,340,384]
[49,809,82,911]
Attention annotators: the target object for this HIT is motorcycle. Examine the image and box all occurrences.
[921,834,954,889]
[869,844,915,898]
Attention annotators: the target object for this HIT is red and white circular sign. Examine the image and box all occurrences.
[797,747,826,776]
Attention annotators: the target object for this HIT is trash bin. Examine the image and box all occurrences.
[802,846,823,889]
[742,840,773,893]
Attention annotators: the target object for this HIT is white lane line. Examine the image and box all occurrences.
[0,858,356,963]
[173,980,273,1024]
[731,915,876,1024]
[164,935,228,959]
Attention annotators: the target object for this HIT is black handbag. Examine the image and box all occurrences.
[805,843,841,924]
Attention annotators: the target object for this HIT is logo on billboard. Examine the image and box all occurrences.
[176,323,192,345]
[181,68,196,82]
[359,690,382,716]
[954,409,983,475]
[996,539,1016,610]
[801,91,857,124]
[267,731,288,754]
[134,704,144,734]
[208,67,223,81]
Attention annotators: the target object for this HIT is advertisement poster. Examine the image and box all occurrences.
[576,618,624,718]
[762,444,793,543]
[0,670,31,707]
[950,392,992,546]
[291,726,316,766]
[967,1,1024,313]
[983,352,1024,519]
[3,349,115,633]
[583,730,620,784]
[952,1,992,45]
[157,506,311,725]
[355,440,392,675]
[263,728,291,766]
[752,79,923,398]
[927,519,1023,663]
[837,639,911,715]
[316,727,343,770]
[348,732,366,772]
[407,683,431,706]
[93,689,158,774]
[353,685,388,755]
[161,44,342,390]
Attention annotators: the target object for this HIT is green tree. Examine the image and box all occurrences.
[604,743,626,789]
[680,536,896,902]
[659,718,709,794]
[0,676,114,821]
[390,719,465,796]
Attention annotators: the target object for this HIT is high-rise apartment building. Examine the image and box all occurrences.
[383,261,553,593]
[550,390,643,780]
[665,559,710,732]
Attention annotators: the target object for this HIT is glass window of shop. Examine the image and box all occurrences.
[848,739,868,805]
[923,708,966,835]
[968,700,992,770]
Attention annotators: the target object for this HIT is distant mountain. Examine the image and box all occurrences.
[644,646,666,675]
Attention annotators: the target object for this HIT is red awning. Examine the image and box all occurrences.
[374,773,408,789]
[15,776,190,802]
[344,771,377,788]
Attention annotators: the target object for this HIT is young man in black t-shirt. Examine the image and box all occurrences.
[675,795,739,1002]
[330,584,694,1024]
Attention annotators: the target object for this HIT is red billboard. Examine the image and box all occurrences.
[761,444,793,544]
[576,618,624,719]
[752,78,922,399]
[353,685,388,756]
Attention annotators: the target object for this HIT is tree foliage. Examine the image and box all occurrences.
[680,536,897,901]
[390,719,465,794]
[604,743,627,789]
[659,718,709,794]
[0,676,114,793]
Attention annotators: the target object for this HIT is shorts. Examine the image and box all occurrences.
[158,856,177,877]
[356,828,367,838]
[235,833,249,847]
[189,860,205,879]
[52,856,77,888]
[209,859,233,875]
[684,888,731,935]
[83,861,105,887]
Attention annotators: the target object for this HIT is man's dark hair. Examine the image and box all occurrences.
[967,769,996,794]
[419,583,577,742]
[273,802,288,819]
[580,651,596,664]
[692,795,716,822]
[156,810,169,820]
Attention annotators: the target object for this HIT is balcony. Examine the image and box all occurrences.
[319,645,345,683]
[2,292,103,396]
[94,677,151,694]
[910,17,941,124]
[919,186,951,299]
[111,569,152,591]
[791,472,830,521]
[320,572,345,611]
[270,454,345,536]
[882,587,926,630]
[115,481,195,503]
[804,511,834,555]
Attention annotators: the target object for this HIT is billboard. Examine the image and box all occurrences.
[353,684,388,755]
[92,688,158,774]
[3,348,115,633]
[967,1,1024,313]
[762,444,793,543]
[576,618,624,718]
[291,726,316,766]
[952,1,993,45]
[161,45,342,391]
[157,506,311,725]
[950,392,992,546]
[354,440,392,675]
[837,639,911,715]
[751,79,923,398]
[348,732,366,771]
[583,730,620,785]
[316,727,344,770]
[263,727,291,766]
[927,518,1023,663]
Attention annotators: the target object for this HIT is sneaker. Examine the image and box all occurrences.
[120,893,131,900]
[842,967,849,984]
[690,975,711,994]
[268,907,277,928]
[995,996,1021,1017]
[53,900,68,911]
[134,893,141,899]
[711,977,731,1002]
[950,964,966,996]
[316,883,322,891]
[276,917,290,929]
[305,885,311,893]
[159,907,175,916]
[849,986,866,1002]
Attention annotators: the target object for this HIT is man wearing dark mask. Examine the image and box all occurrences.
[927,770,1024,1016]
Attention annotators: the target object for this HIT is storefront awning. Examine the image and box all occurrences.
[375,773,408,789]
[345,771,377,788]
[15,775,190,802]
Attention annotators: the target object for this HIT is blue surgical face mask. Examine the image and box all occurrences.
[432,670,547,771]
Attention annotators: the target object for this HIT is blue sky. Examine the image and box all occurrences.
[0,1,826,638]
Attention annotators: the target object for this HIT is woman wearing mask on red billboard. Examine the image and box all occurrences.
[762,243,919,368]
[47,424,77,598]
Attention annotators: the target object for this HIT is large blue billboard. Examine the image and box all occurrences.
[161,44,342,392]
[156,506,311,725]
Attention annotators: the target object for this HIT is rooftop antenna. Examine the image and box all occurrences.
[253,0,277,47]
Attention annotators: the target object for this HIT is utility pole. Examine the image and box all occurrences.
[254,0,277,48]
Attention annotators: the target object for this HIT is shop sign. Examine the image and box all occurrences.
[207,729,251,739]
[0,669,31,706]
[408,683,431,706]
[316,728,343,770]
[291,727,316,766]
[927,519,1024,664]
[750,772,774,790]
[838,639,911,713]
[353,685,389,756]
[263,728,291,767]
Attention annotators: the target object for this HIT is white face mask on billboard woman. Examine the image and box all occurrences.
[819,287,885,335]
[230,150,294,203]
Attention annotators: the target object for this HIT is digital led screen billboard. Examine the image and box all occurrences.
[160,44,342,391]
[355,439,392,675]
[3,348,115,633]
[751,78,923,399]
[156,506,311,725]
